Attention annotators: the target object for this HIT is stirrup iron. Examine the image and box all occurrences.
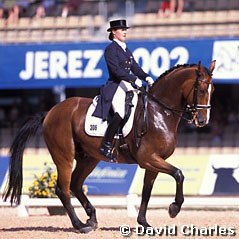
[100,142,117,163]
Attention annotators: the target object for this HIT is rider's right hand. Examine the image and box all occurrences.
[133,78,143,88]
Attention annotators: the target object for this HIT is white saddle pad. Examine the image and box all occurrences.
[85,93,138,137]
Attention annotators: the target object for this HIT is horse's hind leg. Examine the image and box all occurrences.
[70,154,99,230]
[49,151,92,233]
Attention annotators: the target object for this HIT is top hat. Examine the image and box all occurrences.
[107,19,130,32]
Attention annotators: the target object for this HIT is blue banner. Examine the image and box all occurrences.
[0,156,9,190]
[85,161,137,195]
[0,39,238,89]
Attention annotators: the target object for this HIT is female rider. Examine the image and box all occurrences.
[94,19,154,161]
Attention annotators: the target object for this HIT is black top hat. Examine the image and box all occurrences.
[107,19,130,32]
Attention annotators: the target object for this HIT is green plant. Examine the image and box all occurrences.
[28,163,88,198]
[29,163,57,198]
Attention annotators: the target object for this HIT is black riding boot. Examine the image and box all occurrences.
[100,112,122,162]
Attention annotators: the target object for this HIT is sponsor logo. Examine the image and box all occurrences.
[212,40,239,79]
[18,46,189,81]
[19,50,104,80]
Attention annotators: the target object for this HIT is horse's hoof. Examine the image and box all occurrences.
[86,219,98,230]
[168,202,180,218]
[137,219,152,230]
[73,221,94,233]
[79,225,94,234]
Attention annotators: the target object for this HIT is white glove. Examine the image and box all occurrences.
[134,78,143,88]
[146,76,154,86]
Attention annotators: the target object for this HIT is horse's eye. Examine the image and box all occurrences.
[199,89,205,96]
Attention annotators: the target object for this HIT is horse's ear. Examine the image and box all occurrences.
[198,61,202,73]
[209,60,216,73]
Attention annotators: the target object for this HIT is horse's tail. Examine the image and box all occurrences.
[3,112,47,205]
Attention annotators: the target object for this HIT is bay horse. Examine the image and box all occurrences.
[3,61,216,233]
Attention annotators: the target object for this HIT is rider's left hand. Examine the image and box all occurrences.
[146,77,154,86]
[133,78,143,88]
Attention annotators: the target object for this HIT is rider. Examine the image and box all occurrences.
[95,19,154,161]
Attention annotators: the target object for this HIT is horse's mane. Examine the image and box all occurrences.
[154,63,197,84]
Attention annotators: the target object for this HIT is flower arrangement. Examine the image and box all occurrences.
[28,163,88,198]
[28,163,57,198]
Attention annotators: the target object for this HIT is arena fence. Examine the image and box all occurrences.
[0,194,239,217]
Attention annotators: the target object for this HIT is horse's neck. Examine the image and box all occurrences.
[151,70,191,109]
[148,68,195,132]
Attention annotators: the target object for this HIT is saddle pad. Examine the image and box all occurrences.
[85,93,138,137]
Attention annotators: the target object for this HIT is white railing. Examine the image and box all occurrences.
[1,194,239,217]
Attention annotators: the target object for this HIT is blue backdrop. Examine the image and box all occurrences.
[0,38,238,89]
[85,161,138,195]
[0,156,9,190]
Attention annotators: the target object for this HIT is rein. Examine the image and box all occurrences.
[143,67,212,123]
[142,87,191,123]
[134,63,212,147]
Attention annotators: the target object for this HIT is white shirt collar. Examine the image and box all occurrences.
[113,39,127,52]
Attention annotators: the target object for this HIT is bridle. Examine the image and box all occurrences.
[135,63,213,147]
[143,63,213,124]
[184,68,212,123]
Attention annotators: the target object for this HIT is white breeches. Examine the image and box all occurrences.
[112,81,135,119]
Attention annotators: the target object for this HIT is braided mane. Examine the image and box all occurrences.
[154,63,197,84]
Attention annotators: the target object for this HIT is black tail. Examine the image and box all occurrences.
[3,112,46,205]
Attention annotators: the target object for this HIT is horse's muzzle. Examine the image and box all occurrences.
[195,112,208,127]
[196,119,207,127]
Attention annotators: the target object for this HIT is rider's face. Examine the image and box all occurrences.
[112,28,127,42]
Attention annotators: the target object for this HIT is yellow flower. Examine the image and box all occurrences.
[29,163,86,199]
[34,181,39,186]
[29,163,57,198]
[48,182,55,188]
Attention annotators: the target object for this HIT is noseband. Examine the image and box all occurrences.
[186,70,211,112]
[185,67,212,123]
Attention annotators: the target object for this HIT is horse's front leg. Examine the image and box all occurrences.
[169,167,184,218]
[140,153,184,219]
[137,170,158,228]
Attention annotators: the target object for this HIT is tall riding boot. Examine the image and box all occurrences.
[100,113,122,162]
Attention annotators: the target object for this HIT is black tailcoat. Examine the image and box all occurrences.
[93,41,149,120]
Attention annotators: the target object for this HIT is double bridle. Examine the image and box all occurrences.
[144,66,212,124]
[184,69,212,123]
[135,64,213,146]
[186,69,212,110]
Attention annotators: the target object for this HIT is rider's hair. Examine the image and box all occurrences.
[109,32,114,41]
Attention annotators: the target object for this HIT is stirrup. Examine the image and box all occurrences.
[100,143,117,163]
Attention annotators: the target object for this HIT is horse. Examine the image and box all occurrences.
[3,60,216,233]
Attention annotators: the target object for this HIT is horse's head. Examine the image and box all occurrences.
[183,60,216,127]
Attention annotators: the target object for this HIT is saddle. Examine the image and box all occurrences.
[85,91,138,138]
[85,89,148,163]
